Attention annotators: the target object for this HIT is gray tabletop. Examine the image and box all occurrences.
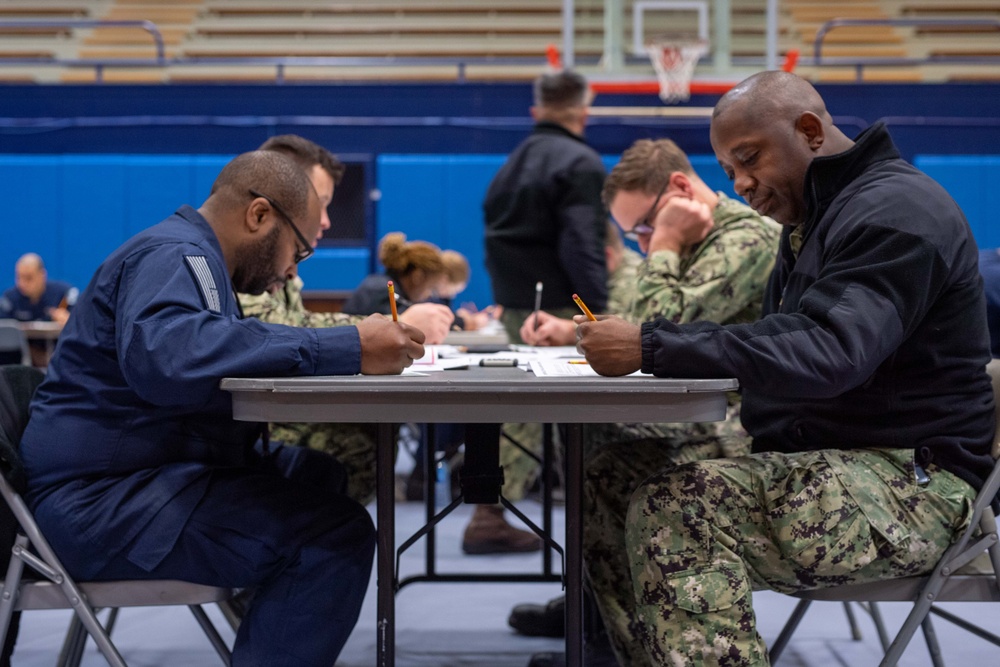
[222,368,738,424]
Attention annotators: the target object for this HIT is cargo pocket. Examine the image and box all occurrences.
[638,562,749,614]
[766,462,880,575]
[826,449,913,562]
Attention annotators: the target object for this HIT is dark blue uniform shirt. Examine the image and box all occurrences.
[0,280,76,322]
[20,206,361,576]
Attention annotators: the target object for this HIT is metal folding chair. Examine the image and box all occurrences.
[770,360,1000,665]
[0,365,236,666]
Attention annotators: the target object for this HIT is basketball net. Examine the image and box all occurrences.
[646,40,708,104]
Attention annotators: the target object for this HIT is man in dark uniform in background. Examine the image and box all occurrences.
[0,252,76,324]
[473,69,610,554]
[483,68,608,343]
[20,150,425,666]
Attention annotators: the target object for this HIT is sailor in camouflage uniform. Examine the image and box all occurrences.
[579,139,781,662]
[510,139,780,651]
[241,136,453,506]
[578,73,993,666]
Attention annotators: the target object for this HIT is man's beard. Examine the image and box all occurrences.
[232,224,284,295]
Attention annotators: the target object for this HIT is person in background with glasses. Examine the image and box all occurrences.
[239,136,451,508]
[513,138,781,667]
[20,150,426,667]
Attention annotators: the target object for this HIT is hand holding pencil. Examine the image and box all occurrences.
[573,312,642,377]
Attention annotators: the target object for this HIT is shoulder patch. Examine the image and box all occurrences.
[184,255,221,313]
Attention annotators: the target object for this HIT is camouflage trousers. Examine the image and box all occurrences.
[618,448,976,667]
[583,433,745,667]
[270,422,391,507]
[501,398,747,502]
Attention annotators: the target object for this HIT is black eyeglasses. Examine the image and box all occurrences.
[249,189,314,264]
[623,180,669,242]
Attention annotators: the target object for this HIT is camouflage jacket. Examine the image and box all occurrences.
[606,247,643,317]
[596,193,780,447]
[238,276,363,328]
[629,193,781,326]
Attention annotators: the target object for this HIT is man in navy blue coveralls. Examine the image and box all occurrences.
[19,150,426,666]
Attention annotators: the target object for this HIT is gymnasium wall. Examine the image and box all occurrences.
[1,82,998,307]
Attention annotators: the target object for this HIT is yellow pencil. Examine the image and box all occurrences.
[572,293,596,321]
[387,281,399,322]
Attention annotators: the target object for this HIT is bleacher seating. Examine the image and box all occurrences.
[0,0,996,85]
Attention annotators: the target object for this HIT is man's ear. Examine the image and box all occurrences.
[669,171,693,197]
[797,111,825,151]
[245,198,270,234]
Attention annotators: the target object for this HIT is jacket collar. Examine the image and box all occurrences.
[803,121,900,227]
[533,120,586,144]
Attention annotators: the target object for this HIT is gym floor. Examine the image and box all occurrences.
[9,500,999,666]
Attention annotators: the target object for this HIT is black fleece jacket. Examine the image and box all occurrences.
[483,121,608,312]
[641,123,996,499]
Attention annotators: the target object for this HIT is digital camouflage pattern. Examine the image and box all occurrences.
[581,194,782,664]
[501,195,779,500]
[239,276,362,329]
[606,246,643,318]
[623,448,975,666]
[239,278,381,505]
[591,194,781,450]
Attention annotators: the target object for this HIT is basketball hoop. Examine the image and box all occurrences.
[646,38,708,104]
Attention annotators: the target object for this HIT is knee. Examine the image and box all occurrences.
[311,500,376,567]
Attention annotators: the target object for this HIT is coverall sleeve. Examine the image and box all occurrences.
[115,244,360,406]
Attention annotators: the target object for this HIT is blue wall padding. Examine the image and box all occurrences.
[376,154,739,309]
[914,155,1000,251]
[1,155,231,290]
[376,155,504,309]
[1,152,996,314]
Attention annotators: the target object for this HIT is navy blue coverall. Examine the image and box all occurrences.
[21,206,374,666]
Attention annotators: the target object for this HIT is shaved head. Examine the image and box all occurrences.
[201,150,323,295]
[714,71,829,128]
[15,252,47,301]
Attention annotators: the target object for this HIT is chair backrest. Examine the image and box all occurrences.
[0,323,29,367]
[0,365,44,573]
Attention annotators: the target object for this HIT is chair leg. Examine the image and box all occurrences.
[880,591,936,666]
[867,602,891,652]
[189,605,232,666]
[842,602,863,641]
[921,614,946,667]
[768,598,813,663]
[216,599,242,633]
[56,615,87,667]
[103,607,119,635]
[929,605,1000,647]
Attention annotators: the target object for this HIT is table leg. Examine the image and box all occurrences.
[377,422,395,667]
[565,423,583,666]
